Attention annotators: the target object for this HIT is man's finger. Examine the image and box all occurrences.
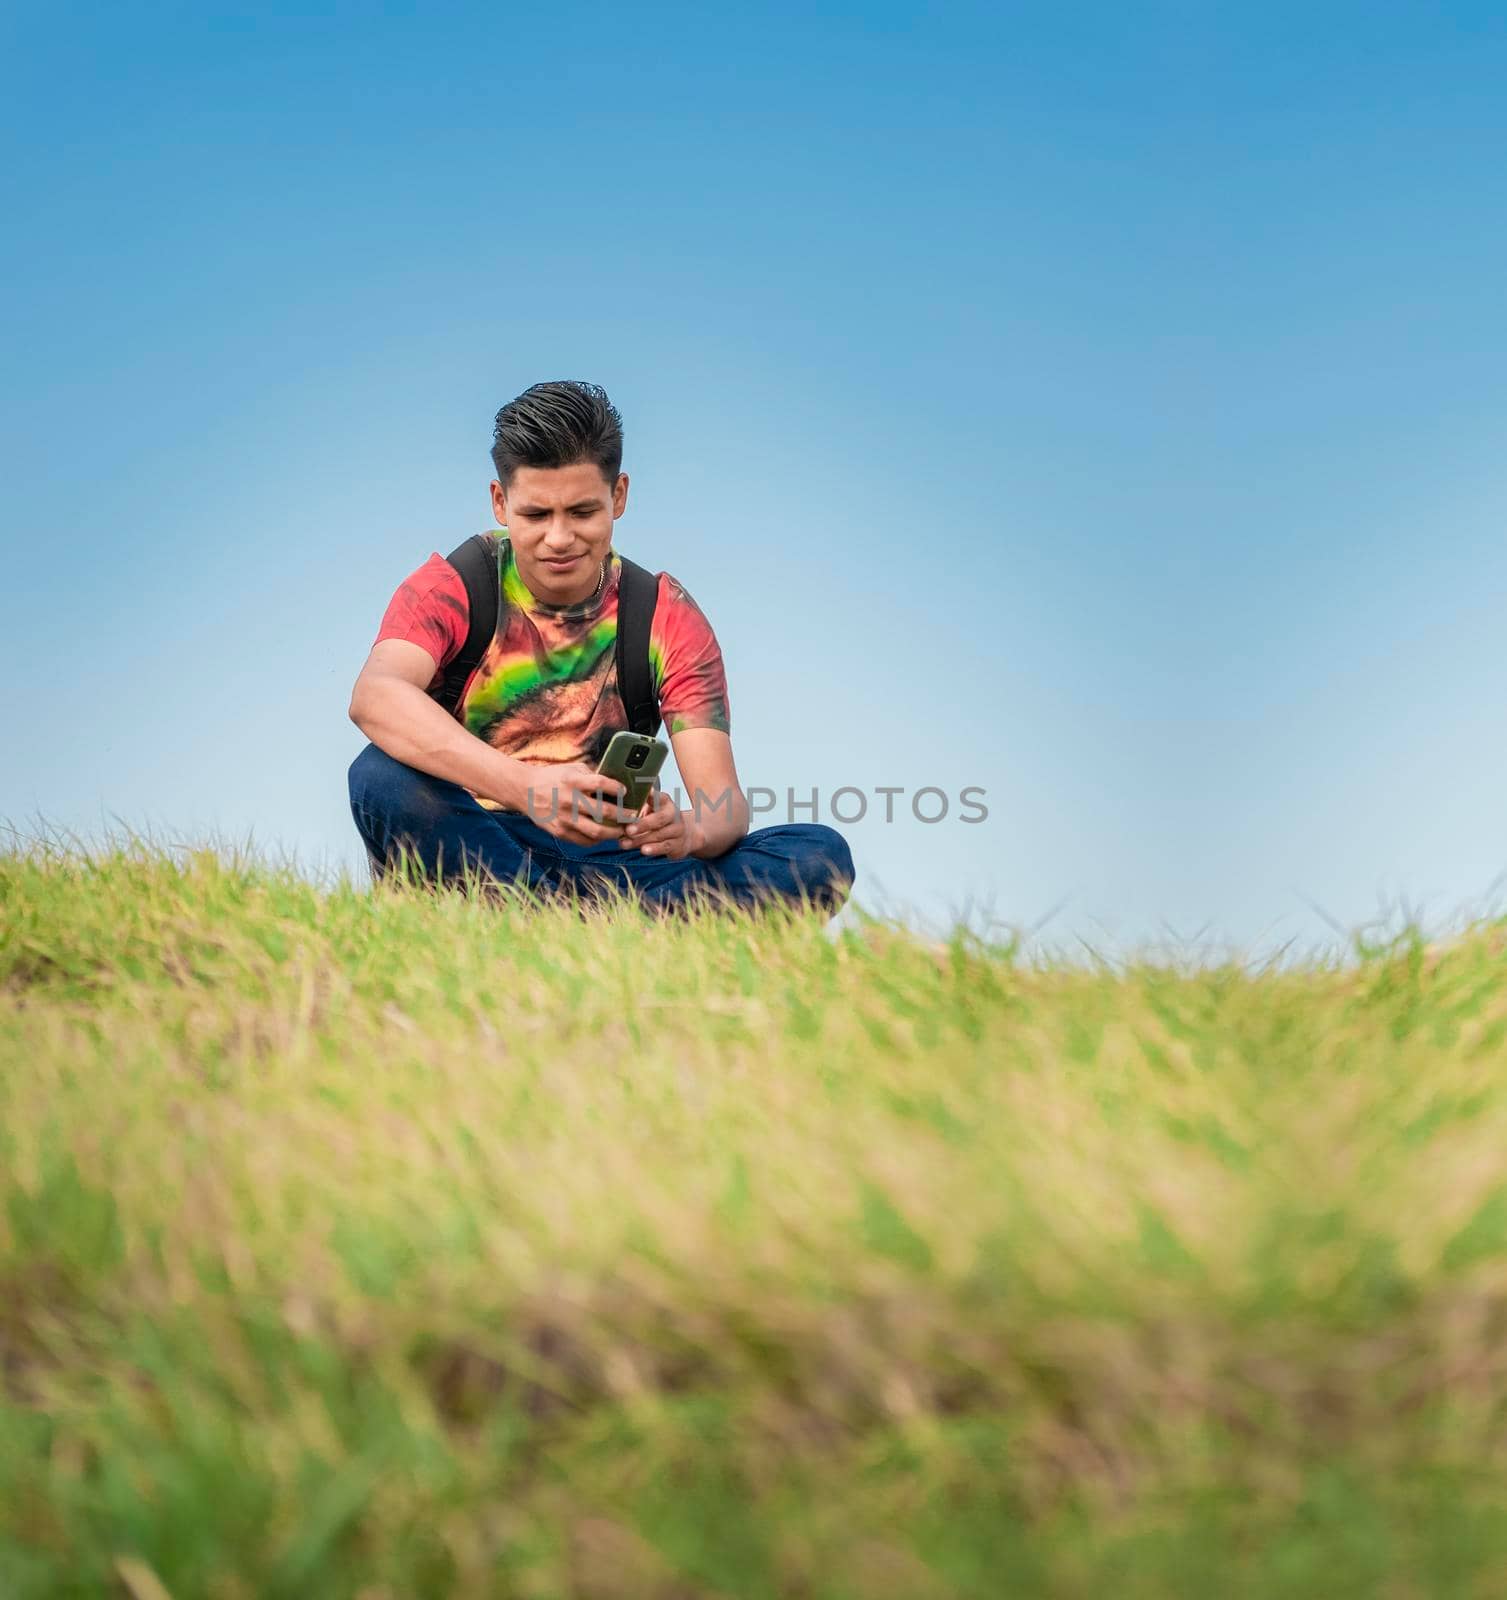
[625,797,677,834]
[623,824,685,854]
[558,768,626,799]
[630,790,674,820]
[526,781,626,821]
[623,813,673,839]
[571,790,632,824]
[573,778,626,803]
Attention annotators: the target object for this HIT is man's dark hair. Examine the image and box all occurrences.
[491,381,623,491]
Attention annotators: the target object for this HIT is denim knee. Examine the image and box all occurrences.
[348,743,459,860]
[348,742,454,826]
[348,742,402,813]
[819,824,856,889]
[785,823,856,899]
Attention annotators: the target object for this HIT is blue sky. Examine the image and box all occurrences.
[4,1,1506,964]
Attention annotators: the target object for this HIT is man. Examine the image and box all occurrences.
[347,380,855,917]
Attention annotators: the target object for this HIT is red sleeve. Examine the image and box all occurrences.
[374,553,470,684]
[650,573,731,736]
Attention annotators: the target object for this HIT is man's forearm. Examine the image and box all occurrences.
[350,679,526,810]
[686,788,750,859]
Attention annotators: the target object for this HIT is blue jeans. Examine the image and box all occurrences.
[347,743,855,918]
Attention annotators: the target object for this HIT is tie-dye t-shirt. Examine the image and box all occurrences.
[374,533,730,805]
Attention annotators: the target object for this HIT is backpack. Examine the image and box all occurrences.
[433,533,662,737]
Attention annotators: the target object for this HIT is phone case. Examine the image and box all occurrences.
[596,733,669,816]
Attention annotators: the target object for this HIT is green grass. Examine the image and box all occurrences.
[5,839,1507,1597]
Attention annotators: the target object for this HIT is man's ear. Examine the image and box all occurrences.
[490,479,508,525]
[613,472,629,519]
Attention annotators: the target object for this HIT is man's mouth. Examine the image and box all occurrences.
[540,555,583,571]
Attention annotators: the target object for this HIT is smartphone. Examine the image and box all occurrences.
[595,730,669,818]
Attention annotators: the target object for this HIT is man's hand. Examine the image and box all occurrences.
[619,788,697,860]
[513,762,632,847]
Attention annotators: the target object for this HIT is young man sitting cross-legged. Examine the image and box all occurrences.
[347,380,855,917]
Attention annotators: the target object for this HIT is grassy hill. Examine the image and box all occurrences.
[4,841,1507,1597]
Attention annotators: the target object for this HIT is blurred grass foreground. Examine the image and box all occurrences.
[5,840,1507,1598]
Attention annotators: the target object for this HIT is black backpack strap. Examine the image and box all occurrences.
[615,556,661,737]
[435,533,500,715]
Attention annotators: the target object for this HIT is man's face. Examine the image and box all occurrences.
[491,462,628,606]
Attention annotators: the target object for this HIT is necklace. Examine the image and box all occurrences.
[534,555,608,614]
[588,556,608,601]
